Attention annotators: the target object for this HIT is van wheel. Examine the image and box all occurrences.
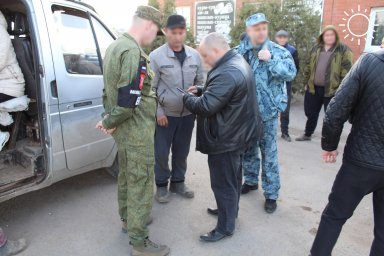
[105,156,118,179]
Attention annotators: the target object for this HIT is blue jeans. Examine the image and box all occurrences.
[154,114,195,186]
[243,118,280,200]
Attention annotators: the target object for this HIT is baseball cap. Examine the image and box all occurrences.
[245,13,269,27]
[276,30,289,37]
[166,14,186,29]
[135,6,164,35]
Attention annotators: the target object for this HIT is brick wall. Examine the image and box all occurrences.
[322,0,384,59]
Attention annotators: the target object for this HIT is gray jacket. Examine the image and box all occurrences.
[150,44,205,117]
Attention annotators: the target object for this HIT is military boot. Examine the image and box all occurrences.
[170,182,194,198]
[0,239,27,256]
[131,238,170,256]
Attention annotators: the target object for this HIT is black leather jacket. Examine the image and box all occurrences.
[322,50,384,171]
[183,49,262,155]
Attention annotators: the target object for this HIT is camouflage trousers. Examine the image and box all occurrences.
[243,117,280,200]
[117,146,154,245]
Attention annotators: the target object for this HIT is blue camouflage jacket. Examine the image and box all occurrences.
[236,38,297,121]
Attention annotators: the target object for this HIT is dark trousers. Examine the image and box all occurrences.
[154,114,195,187]
[304,86,332,137]
[311,161,384,256]
[208,150,243,235]
[280,82,292,135]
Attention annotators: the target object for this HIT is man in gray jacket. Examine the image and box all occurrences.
[150,15,205,203]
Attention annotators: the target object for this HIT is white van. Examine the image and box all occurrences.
[0,0,119,202]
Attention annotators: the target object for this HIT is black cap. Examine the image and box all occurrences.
[166,14,186,29]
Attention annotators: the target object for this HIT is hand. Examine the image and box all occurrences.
[322,150,338,163]
[96,120,104,130]
[304,85,308,91]
[258,49,271,61]
[157,115,168,127]
[96,121,116,135]
[187,85,198,95]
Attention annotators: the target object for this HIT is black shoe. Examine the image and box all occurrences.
[207,208,218,216]
[241,183,258,194]
[296,134,311,141]
[200,229,231,242]
[281,133,292,142]
[265,199,277,214]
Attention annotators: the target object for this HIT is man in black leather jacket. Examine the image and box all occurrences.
[183,32,262,242]
[310,50,384,256]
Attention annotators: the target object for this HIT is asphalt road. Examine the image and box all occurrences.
[0,97,373,256]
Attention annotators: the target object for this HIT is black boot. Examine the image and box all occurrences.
[241,183,258,194]
[207,208,218,216]
[265,199,277,214]
[281,133,292,142]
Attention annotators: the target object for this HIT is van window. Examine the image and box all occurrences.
[91,16,114,60]
[52,5,102,75]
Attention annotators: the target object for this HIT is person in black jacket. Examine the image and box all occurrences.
[310,50,384,256]
[183,32,262,242]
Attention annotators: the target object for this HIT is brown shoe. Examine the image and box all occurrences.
[131,238,170,256]
[122,216,153,233]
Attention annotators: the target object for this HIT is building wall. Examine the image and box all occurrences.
[322,0,384,59]
[158,0,246,34]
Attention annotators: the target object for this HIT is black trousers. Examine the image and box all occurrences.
[208,150,243,235]
[280,82,292,135]
[154,114,195,186]
[304,86,332,137]
[311,160,384,256]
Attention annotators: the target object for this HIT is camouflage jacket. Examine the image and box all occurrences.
[236,38,297,122]
[305,43,353,97]
[102,33,156,162]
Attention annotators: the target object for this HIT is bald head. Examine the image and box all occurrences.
[199,32,230,67]
[201,32,230,51]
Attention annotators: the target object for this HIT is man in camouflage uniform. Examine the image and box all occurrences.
[236,13,297,214]
[96,6,170,256]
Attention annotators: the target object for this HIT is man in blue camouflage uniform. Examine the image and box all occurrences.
[236,13,297,213]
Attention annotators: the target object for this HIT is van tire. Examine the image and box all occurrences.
[106,156,119,179]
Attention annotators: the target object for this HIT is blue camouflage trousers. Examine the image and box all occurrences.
[243,117,280,200]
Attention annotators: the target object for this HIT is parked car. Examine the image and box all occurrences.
[0,0,119,203]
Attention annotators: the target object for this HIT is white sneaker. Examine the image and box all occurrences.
[0,112,13,126]
[0,131,10,151]
[0,95,30,112]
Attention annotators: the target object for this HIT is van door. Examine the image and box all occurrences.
[45,3,115,170]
